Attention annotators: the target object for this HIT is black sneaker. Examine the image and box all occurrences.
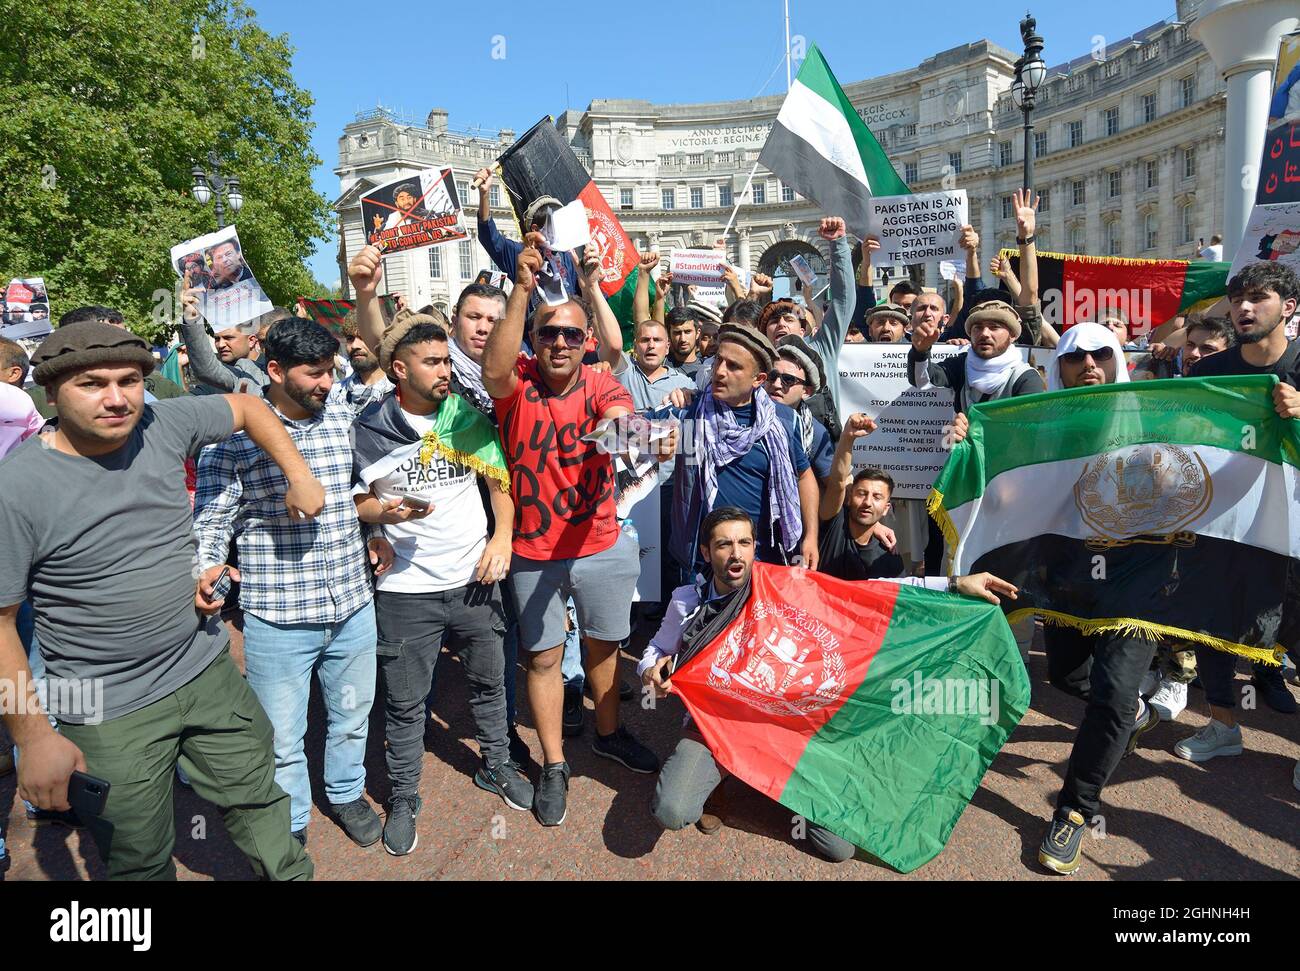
[330,796,382,847]
[1252,666,1298,714]
[1038,809,1086,875]
[383,793,422,856]
[562,685,584,738]
[291,828,308,849]
[534,761,570,826]
[1124,701,1161,757]
[474,760,535,811]
[592,725,660,774]
[507,727,532,768]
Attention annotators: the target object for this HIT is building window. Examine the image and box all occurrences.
[904,161,919,184]
[751,182,766,205]
[781,183,795,203]
[1181,75,1196,108]
[1001,195,1014,220]
[428,246,442,279]
[458,240,474,279]
[661,188,675,210]
[457,180,470,203]
[1181,203,1195,244]
[902,124,917,138]
[1068,120,1084,148]
[1073,179,1086,206]
[1104,106,1119,137]
[687,153,703,166]
[999,141,1013,166]
[1034,131,1048,158]
[1071,225,1086,254]
[489,183,501,207]
[658,154,674,168]
[1142,92,1158,124]
[948,151,963,174]
[620,187,634,210]
[1108,170,1122,198]
[1039,189,1050,213]
[717,151,732,164]
[719,183,733,208]
[1182,147,1196,180]
[1145,211,1160,250]
[1104,60,1121,80]
[690,186,704,209]
[1145,159,1159,190]
[1106,220,1122,256]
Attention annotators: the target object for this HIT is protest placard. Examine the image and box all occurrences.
[867,190,968,265]
[170,226,273,333]
[670,249,726,287]
[473,269,510,290]
[789,254,817,289]
[1,277,52,340]
[1256,30,1300,206]
[836,343,963,500]
[1230,201,1300,280]
[938,259,966,281]
[361,168,468,255]
[542,199,591,252]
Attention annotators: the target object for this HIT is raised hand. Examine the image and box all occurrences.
[818,216,846,241]
[348,245,384,298]
[1013,188,1038,240]
[516,246,543,293]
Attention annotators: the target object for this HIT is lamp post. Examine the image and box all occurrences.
[190,152,244,229]
[1011,14,1047,192]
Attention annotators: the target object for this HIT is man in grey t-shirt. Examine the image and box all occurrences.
[0,321,325,880]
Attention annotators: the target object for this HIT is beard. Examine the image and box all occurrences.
[407,378,449,404]
[286,381,327,415]
[350,353,378,375]
[1236,314,1281,345]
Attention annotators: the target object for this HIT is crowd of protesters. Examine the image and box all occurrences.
[0,170,1297,879]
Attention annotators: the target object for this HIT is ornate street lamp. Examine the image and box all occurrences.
[1016,13,1047,192]
[190,152,244,229]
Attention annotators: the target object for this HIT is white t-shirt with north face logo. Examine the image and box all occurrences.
[372,407,488,593]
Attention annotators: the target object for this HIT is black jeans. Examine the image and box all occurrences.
[1044,627,1156,819]
[375,584,508,797]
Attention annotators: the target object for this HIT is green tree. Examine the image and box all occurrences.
[0,0,331,345]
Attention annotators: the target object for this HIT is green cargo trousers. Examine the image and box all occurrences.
[59,648,313,881]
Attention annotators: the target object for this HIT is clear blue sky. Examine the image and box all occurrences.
[246,0,1177,284]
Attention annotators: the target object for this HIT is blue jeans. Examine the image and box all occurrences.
[242,602,377,832]
[562,597,584,690]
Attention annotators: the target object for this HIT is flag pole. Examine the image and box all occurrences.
[721,159,762,240]
[784,0,792,92]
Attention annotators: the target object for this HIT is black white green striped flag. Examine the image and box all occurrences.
[930,376,1300,664]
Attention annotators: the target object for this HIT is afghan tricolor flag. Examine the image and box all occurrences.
[297,298,354,335]
[930,376,1300,665]
[759,43,911,238]
[668,562,1028,874]
[1001,249,1230,332]
[496,118,650,349]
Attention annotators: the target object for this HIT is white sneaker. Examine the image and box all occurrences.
[1147,678,1188,721]
[1139,669,1159,697]
[1174,720,1243,762]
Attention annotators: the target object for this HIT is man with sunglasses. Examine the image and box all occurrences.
[483,239,673,827]
[766,336,835,484]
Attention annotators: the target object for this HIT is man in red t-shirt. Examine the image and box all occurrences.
[485,239,671,827]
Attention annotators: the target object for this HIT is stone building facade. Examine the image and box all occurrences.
[335,1,1225,309]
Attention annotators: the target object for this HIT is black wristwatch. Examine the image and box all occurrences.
[947,576,959,594]
[1017,234,1036,246]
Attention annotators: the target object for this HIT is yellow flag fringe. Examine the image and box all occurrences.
[418,432,511,493]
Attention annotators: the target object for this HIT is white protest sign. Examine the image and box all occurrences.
[170,225,274,333]
[1230,201,1300,281]
[670,248,725,287]
[790,254,817,289]
[938,259,966,281]
[868,190,968,266]
[837,344,964,500]
[692,285,728,307]
[543,199,591,252]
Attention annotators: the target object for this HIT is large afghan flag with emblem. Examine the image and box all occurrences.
[668,562,1028,874]
[1001,249,1230,332]
[930,376,1300,665]
[495,118,650,349]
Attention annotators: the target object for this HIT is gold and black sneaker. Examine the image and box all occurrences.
[1124,700,1162,757]
[1038,809,1086,875]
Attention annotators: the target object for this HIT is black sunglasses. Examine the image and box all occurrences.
[535,325,586,347]
[770,373,809,390]
[1060,345,1115,365]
